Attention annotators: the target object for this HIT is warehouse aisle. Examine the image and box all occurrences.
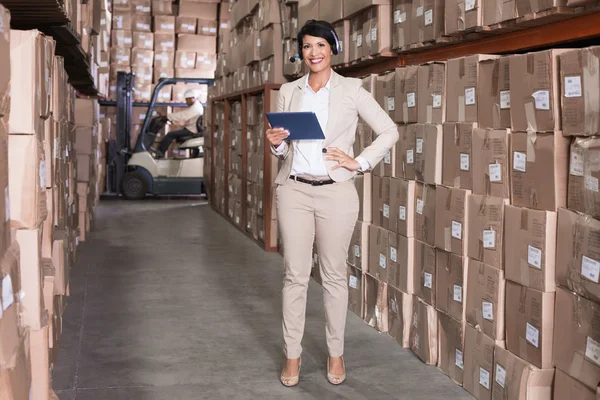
[52,199,472,400]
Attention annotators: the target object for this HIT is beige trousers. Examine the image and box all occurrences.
[276,178,359,359]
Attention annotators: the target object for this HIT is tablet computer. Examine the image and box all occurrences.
[265,112,325,141]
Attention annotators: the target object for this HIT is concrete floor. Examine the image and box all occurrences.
[52,199,473,400]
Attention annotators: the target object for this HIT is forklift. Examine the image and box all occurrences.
[106,72,214,200]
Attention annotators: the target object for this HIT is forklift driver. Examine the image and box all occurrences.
[155,89,204,157]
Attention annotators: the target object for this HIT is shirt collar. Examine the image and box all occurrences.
[304,72,332,93]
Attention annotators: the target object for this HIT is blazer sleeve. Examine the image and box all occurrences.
[354,84,399,168]
[269,88,292,160]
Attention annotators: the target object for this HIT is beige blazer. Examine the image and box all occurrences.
[270,70,399,185]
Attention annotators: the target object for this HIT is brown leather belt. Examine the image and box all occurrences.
[290,175,335,186]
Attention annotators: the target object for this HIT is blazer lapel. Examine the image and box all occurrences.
[288,78,305,112]
[323,72,343,147]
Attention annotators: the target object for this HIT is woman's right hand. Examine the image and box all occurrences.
[266,127,290,147]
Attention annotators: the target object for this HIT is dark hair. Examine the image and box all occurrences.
[296,19,340,58]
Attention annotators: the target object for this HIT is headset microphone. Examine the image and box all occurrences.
[289,54,300,63]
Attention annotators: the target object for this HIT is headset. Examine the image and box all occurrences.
[290,20,341,63]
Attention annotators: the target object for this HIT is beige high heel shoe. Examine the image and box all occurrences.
[280,358,302,387]
[327,357,346,385]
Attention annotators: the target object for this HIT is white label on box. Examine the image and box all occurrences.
[384,152,391,164]
[186,59,195,66]
[466,0,477,11]
[210,27,217,33]
[145,39,152,46]
[565,76,583,98]
[407,92,416,108]
[528,245,542,269]
[390,247,398,262]
[371,28,377,41]
[417,6,424,16]
[455,349,464,369]
[399,206,406,221]
[379,254,387,269]
[585,175,599,192]
[460,153,470,171]
[40,161,46,188]
[383,204,390,218]
[489,163,502,182]
[4,187,9,222]
[586,336,600,366]
[465,87,476,105]
[526,322,540,348]
[354,245,360,258]
[433,94,442,108]
[513,152,527,172]
[124,37,132,45]
[164,41,174,48]
[416,199,424,215]
[163,24,174,31]
[391,298,398,313]
[394,10,407,23]
[349,275,358,289]
[424,273,433,289]
[387,96,395,111]
[453,285,462,303]
[407,149,414,164]
[416,138,424,154]
[482,301,494,320]
[532,90,550,110]
[452,221,462,240]
[570,152,584,176]
[483,230,496,249]
[500,90,510,109]
[339,40,344,52]
[582,255,600,283]
[479,368,490,389]
[357,34,363,47]
[495,364,506,388]
[424,9,433,25]
[2,275,13,310]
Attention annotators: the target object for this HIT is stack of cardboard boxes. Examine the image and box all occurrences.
[245,95,266,242]
[213,102,227,215]
[228,101,243,227]
[81,0,112,96]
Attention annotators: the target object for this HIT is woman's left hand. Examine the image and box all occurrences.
[325,147,361,171]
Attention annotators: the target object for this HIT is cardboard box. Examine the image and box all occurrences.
[356,174,373,223]
[410,297,438,365]
[491,346,555,400]
[411,0,444,44]
[131,48,154,67]
[399,66,419,123]
[260,55,285,84]
[15,228,44,330]
[464,324,497,400]
[344,0,391,18]
[258,0,281,30]
[510,131,569,211]
[438,312,465,385]
[197,19,218,36]
[30,325,50,400]
[132,15,151,32]
[447,55,499,123]
[376,69,401,122]
[472,128,510,199]
[362,5,392,57]
[371,176,391,230]
[154,33,175,51]
[560,47,600,137]
[568,137,600,218]
[388,232,416,293]
[478,57,511,129]
[554,369,595,400]
[442,122,475,190]
[505,281,555,369]
[110,47,132,66]
[556,208,600,304]
[436,251,467,323]
[111,30,133,48]
[132,32,153,49]
[372,146,396,177]
[388,287,413,347]
[414,182,436,246]
[179,1,217,19]
[348,220,369,271]
[554,287,600,390]
[415,239,436,306]
[177,34,216,53]
[509,50,568,132]
[392,0,411,49]
[176,17,197,34]
[0,242,20,369]
[484,0,517,25]
[363,273,389,332]
[504,206,556,292]
[390,178,415,237]
[467,195,506,270]
[369,224,390,282]
[332,20,350,66]
[259,24,283,61]
[417,62,446,124]
[75,127,96,155]
[348,13,363,63]
[113,11,133,30]
[517,0,567,15]
[154,51,175,68]
[466,259,505,340]
[175,50,196,69]
[347,263,363,318]
[52,230,69,296]
[0,332,31,399]
[132,0,151,14]
[414,123,442,185]
[445,0,482,35]
[320,0,344,22]
[9,136,47,229]
[435,186,471,256]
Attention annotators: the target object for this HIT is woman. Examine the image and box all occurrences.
[266,19,399,387]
